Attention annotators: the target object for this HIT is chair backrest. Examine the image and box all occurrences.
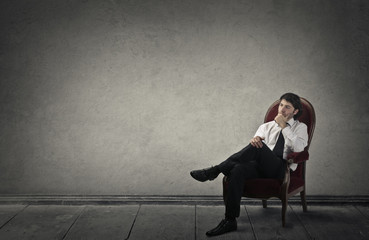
[264,97,316,150]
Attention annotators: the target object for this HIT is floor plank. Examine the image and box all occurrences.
[0,203,368,239]
[128,205,194,240]
[64,205,139,240]
[356,206,369,220]
[0,205,83,240]
[196,205,255,240]
[246,204,311,240]
[0,205,27,228]
[291,205,369,240]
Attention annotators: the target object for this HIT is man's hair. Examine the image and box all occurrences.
[280,93,303,120]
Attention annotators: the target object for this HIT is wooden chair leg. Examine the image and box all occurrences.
[281,198,287,227]
[300,190,307,212]
[262,200,267,208]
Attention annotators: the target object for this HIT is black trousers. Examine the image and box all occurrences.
[217,144,286,219]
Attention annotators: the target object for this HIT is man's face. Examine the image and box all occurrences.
[278,99,299,120]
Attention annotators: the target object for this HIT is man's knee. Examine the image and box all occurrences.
[230,162,259,180]
[229,164,247,179]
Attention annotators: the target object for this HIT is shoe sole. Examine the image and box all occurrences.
[190,172,207,182]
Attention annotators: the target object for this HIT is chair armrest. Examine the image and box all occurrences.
[282,163,290,186]
[287,150,309,164]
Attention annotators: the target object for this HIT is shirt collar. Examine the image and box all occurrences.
[287,118,295,126]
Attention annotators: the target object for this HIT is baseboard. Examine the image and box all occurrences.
[0,195,368,205]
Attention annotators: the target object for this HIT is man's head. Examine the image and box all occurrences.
[279,93,303,120]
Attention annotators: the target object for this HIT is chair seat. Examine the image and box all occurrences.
[241,177,305,198]
[242,179,282,197]
[288,176,305,193]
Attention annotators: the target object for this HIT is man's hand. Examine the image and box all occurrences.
[250,136,265,148]
[274,114,288,129]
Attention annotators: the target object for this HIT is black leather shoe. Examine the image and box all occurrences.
[206,219,237,237]
[190,167,219,182]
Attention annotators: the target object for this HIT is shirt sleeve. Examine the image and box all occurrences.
[254,123,267,139]
[281,122,308,152]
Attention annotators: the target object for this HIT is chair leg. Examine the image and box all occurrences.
[262,200,267,208]
[281,198,287,227]
[300,190,307,212]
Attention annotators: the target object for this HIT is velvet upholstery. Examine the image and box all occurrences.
[222,98,316,226]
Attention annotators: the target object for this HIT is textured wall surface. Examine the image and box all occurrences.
[1,0,368,196]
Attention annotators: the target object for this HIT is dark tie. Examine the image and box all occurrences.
[273,131,285,159]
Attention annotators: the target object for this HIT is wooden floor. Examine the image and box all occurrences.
[0,203,368,239]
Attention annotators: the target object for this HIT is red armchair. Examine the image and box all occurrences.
[222,97,316,226]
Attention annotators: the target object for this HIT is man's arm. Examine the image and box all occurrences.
[250,123,266,148]
[282,123,308,152]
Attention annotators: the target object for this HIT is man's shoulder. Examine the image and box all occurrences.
[293,120,308,128]
[260,120,277,127]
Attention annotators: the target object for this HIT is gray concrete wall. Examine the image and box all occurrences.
[1,0,368,196]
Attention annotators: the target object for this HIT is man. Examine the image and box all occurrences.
[190,93,308,237]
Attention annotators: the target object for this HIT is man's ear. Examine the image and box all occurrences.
[293,109,299,116]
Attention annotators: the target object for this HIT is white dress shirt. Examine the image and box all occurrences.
[254,118,308,171]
